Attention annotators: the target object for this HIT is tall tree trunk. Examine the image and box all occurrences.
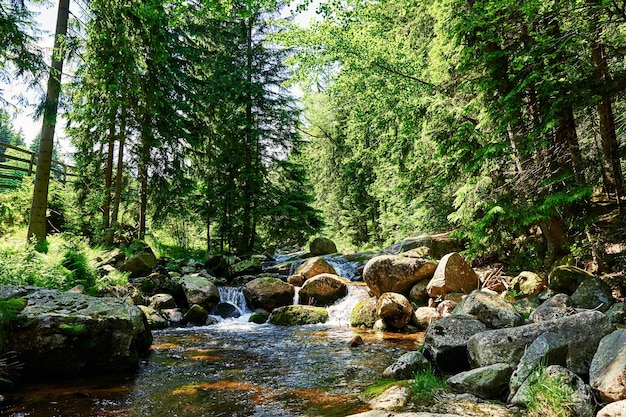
[103,107,116,243]
[27,0,69,244]
[111,104,127,232]
[592,39,623,202]
[239,17,254,254]
[138,133,149,240]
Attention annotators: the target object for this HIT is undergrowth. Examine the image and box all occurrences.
[0,233,99,293]
[526,367,593,417]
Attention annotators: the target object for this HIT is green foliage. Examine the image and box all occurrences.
[360,379,410,400]
[525,367,593,417]
[409,364,447,405]
[0,234,98,292]
[59,323,88,337]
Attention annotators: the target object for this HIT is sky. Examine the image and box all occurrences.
[3,0,321,161]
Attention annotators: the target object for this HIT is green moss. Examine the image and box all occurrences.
[361,379,409,400]
[59,323,89,337]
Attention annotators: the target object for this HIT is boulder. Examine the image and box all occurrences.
[204,253,231,277]
[508,332,569,401]
[117,252,157,278]
[548,265,594,294]
[363,255,437,298]
[384,233,464,259]
[511,297,540,319]
[96,247,126,267]
[269,305,328,325]
[508,271,546,298]
[571,277,614,312]
[183,304,209,325]
[214,302,241,319]
[350,297,378,328]
[365,384,412,412]
[453,290,523,329]
[249,308,270,324]
[467,311,614,375]
[161,308,184,325]
[510,365,595,417]
[597,400,626,417]
[230,258,262,277]
[446,363,513,400]
[409,279,430,306]
[590,330,626,402]
[299,273,348,306]
[436,300,457,317]
[382,351,430,380]
[243,277,295,311]
[412,307,441,330]
[348,335,364,347]
[287,274,304,286]
[376,292,413,329]
[528,293,575,323]
[423,314,488,372]
[149,293,177,310]
[309,237,338,256]
[138,305,168,330]
[0,286,152,377]
[606,303,626,326]
[427,253,478,298]
[295,257,337,280]
[180,275,220,311]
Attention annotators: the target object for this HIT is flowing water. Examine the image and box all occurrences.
[2,277,423,416]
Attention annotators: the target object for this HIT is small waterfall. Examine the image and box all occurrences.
[326,284,371,326]
[293,286,301,305]
[324,255,361,281]
[217,286,252,315]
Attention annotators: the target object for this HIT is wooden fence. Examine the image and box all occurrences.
[0,142,75,190]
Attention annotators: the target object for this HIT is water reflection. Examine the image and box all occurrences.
[2,323,422,417]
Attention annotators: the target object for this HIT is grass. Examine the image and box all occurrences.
[525,367,593,417]
[360,379,410,401]
[409,364,448,405]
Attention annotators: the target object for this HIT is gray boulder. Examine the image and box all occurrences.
[409,279,430,306]
[605,303,626,326]
[548,265,594,294]
[214,302,241,319]
[138,305,168,330]
[183,304,209,325]
[510,365,595,417]
[180,275,220,311]
[423,314,487,372]
[149,293,177,310]
[382,351,430,380]
[426,253,479,298]
[117,252,157,278]
[529,293,575,323]
[412,307,440,330]
[363,255,437,298]
[269,305,328,325]
[452,290,523,329]
[243,277,295,311]
[590,330,626,402]
[299,273,348,306]
[446,363,513,400]
[309,237,338,255]
[507,332,569,401]
[0,286,152,377]
[571,277,614,312]
[230,258,262,277]
[377,292,413,329]
[384,233,464,259]
[467,310,614,375]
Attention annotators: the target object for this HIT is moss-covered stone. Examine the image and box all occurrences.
[269,305,328,325]
[350,297,378,328]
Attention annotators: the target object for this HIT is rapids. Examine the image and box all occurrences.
[2,286,423,417]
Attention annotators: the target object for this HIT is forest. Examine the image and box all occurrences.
[2,0,626,271]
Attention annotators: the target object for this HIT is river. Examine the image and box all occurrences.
[2,285,423,417]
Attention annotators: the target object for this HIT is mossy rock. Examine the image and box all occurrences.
[350,297,378,328]
[249,308,270,324]
[269,305,328,325]
[231,258,262,277]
